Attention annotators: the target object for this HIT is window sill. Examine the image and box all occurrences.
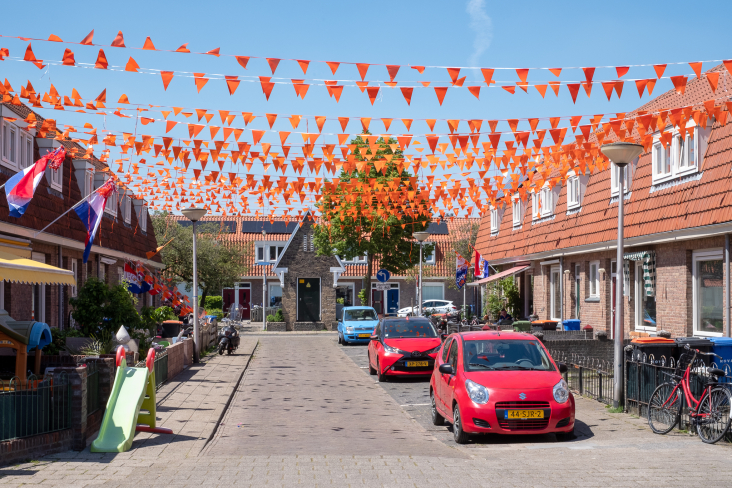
[609,192,632,205]
[584,297,600,303]
[692,331,723,338]
[0,159,18,172]
[635,326,657,332]
[650,171,703,194]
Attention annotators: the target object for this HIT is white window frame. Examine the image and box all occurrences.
[610,160,635,197]
[635,261,656,331]
[103,184,118,217]
[651,124,710,185]
[86,171,94,198]
[256,245,265,262]
[70,259,78,297]
[567,174,581,209]
[336,282,356,307]
[421,282,445,301]
[490,206,504,233]
[122,196,132,224]
[268,283,283,307]
[574,264,581,319]
[139,205,147,232]
[1,119,18,171]
[589,260,600,298]
[342,253,368,264]
[550,265,561,321]
[692,249,724,337]
[18,132,33,170]
[424,246,436,265]
[512,197,524,227]
[268,244,284,263]
[531,190,539,220]
[117,266,124,284]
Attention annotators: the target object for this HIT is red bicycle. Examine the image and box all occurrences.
[648,344,732,444]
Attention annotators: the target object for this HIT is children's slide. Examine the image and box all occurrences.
[91,347,171,453]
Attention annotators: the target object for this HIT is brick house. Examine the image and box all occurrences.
[475,64,732,339]
[174,214,480,330]
[0,102,162,329]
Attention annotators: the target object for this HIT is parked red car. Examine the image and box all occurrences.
[368,317,442,382]
[430,330,575,443]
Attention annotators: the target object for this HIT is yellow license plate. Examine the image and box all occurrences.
[505,410,544,419]
[406,361,429,367]
[358,334,371,338]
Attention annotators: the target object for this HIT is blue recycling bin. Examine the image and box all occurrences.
[708,337,732,371]
[562,319,580,331]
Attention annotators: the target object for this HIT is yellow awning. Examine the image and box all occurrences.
[0,250,76,285]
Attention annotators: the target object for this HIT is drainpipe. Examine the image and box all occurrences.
[559,256,564,328]
[726,234,730,337]
[58,246,64,330]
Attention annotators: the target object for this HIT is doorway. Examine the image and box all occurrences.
[297,278,320,322]
[238,288,251,320]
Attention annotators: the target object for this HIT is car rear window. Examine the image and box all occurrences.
[344,309,377,321]
[463,339,555,372]
[383,319,437,338]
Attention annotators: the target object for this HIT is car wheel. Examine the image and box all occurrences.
[431,390,445,426]
[368,353,376,375]
[555,426,575,441]
[338,334,342,345]
[452,404,470,444]
[377,359,387,382]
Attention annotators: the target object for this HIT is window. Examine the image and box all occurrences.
[268,245,284,262]
[31,252,45,322]
[533,185,555,219]
[589,261,599,297]
[139,205,147,232]
[567,175,581,209]
[269,284,282,307]
[1,120,19,170]
[70,259,77,297]
[490,206,503,233]
[342,253,367,264]
[117,266,124,284]
[635,261,656,330]
[122,196,132,224]
[574,264,581,319]
[693,250,724,336]
[424,246,436,265]
[550,265,561,320]
[610,160,635,197]
[19,133,33,170]
[512,197,523,226]
[86,171,94,198]
[336,283,354,307]
[104,185,118,216]
[532,191,539,219]
[303,234,308,251]
[651,125,711,184]
[422,283,444,301]
[257,245,264,262]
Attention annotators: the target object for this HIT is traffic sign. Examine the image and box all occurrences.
[376,269,391,283]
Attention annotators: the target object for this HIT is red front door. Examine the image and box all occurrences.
[372,290,384,314]
[223,289,235,314]
[239,289,251,320]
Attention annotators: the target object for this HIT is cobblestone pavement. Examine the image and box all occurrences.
[2,334,732,487]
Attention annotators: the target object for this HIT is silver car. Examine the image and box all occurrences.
[397,300,457,317]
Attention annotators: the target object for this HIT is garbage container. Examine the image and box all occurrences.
[532,320,559,331]
[512,320,532,332]
[161,320,182,338]
[707,337,732,371]
[674,337,714,366]
[630,337,677,366]
[562,320,580,331]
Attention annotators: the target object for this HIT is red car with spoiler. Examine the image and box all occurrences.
[368,316,442,382]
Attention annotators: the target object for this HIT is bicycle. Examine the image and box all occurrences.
[647,344,732,444]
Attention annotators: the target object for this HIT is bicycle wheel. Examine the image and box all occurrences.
[696,386,732,444]
[648,383,683,434]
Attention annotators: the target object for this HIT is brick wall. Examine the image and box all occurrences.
[166,340,192,379]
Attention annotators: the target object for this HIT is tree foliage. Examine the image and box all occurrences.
[151,212,249,304]
[70,277,142,336]
[314,132,434,305]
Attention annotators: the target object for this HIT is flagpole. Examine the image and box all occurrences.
[31,182,108,238]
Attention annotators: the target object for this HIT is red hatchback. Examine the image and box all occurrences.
[368,317,442,382]
[430,330,575,443]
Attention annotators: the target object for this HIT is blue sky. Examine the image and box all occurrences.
[1,0,730,215]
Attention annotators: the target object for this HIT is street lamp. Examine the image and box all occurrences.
[413,231,430,316]
[181,206,207,363]
[262,229,267,332]
[600,142,644,409]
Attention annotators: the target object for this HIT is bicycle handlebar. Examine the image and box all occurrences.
[683,343,722,359]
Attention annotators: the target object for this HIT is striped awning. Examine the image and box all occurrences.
[623,251,656,297]
[0,250,76,285]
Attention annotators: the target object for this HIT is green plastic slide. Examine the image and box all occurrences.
[90,361,149,453]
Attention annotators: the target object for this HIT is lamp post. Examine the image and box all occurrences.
[181,206,207,363]
[413,231,430,316]
[600,142,644,409]
[262,229,267,332]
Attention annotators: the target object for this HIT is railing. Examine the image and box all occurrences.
[537,329,594,340]
[86,362,100,416]
[136,349,169,391]
[0,373,72,442]
[251,306,281,323]
[549,350,614,405]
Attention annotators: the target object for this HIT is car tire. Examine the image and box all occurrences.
[338,334,342,345]
[452,404,470,444]
[368,353,376,375]
[431,391,445,426]
[377,359,387,382]
[555,426,575,442]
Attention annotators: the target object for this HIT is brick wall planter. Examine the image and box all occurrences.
[293,322,326,331]
[266,322,286,331]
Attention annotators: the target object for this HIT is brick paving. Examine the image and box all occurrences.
[2,334,732,487]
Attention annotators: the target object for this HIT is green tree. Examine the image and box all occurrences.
[443,220,480,291]
[69,277,142,336]
[314,131,434,305]
[151,212,250,305]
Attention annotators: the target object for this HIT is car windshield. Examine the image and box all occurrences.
[384,319,438,338]
[344,309,377,321]
[463,340,555,371]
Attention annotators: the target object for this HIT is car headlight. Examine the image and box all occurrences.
[425,344,441,354]
[465,379,489,404]
[553,379,569,404]
[383,344,408,355]
[346,327,354,333]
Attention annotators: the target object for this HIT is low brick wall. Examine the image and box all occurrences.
[266,322,286,331]
[166,340,192,380]
[294,322,326,331]
[0,430,73,464]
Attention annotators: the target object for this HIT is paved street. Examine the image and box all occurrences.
[2,333,732,487]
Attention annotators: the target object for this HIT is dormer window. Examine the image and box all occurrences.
[611,159,635,197]
[532,185,556,220]
[104,185,118,217]
[651,123,711,185]
[256,242,285,263]
[139,204,147,232]
[567,175,581,209]
[425,246,436,265]
[342,253,368,264]
[1,119,34,172]
[512,197,524,227]
[490,206,504,234]
[122,195,132,224]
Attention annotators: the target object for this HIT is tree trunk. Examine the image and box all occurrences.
[365,253,373,307]
[199,287,208,310]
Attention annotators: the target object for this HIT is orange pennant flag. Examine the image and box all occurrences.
[481,68,494,85]
[615,66,629,78]
[326,61,340,74]
[356,63,370,81]
[166,121,177,133]
[297,59,310,74]
[567,84,580,103]
[534,85,547,98]
[236,56,250,69]
[111,31,126,48]
[382,118,392,131]
[80,30,94,45]
[176,43,190,53]
[502,86,515,94]
[367,87,380,105]
[360,118,371,131]
[125,57,139,72]
[289,115,302,129]
[259,76,275,100]
[338,117,349,131]
[160,71,174,90]
[143,37,156,50]
[95,49,108,69]
[225,75,240,95]
[194,74,208,93]
[468,86,481,99]
[386,65,400,81]
[315,116,326,133]
[206,48,220,57]
[706,71,720,93]
[670,76,688,95]
[62,49,76,66]
[515,68,529,82]
[266,113,278,129]
[118,94,130,104]
[23,43,38,62]
[548,68,562,77]
[635,79,647,98]
[582,67,595,84]
[400,87,413,105]
[653,64,666,78]
[267,58,281,74]
[689,62,702,79]
[434,87,448,105]
[548,81,561,96]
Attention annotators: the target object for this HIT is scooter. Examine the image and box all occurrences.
[217,324,240,355]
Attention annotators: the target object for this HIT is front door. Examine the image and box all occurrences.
[297,278,320,322]
[386,289,399,315]
[372,290,384,314]
[611,275,616,339]
[223,289,235,314]
[239,289,251,320]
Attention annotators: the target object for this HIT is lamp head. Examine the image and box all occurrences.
[262,229,267,238]
[601,142,644,168]
[412,231,430,242]
[181,207,207,222]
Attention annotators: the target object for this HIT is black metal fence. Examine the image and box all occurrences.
[0,373,72,442]
[86,362,100,416]
[135,349,169,391]
[549,350,614,405]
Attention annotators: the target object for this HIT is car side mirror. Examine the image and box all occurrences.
[439,363,454,375]
[370,334,378,341]
[557,363,568,374]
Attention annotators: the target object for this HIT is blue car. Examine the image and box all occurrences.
[337,306,379,345]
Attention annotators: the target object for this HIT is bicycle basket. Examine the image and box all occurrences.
[673,352,696,378]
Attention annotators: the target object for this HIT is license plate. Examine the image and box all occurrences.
[505,410,544,419]
[358,333,371,338]
[406,361,429,367]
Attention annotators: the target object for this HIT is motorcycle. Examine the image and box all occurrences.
[217,324,240,355]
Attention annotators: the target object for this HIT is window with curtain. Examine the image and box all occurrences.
[422,284,444,301]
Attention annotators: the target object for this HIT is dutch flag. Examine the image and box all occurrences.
[4,146,65,218]
[74,178,117,263]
